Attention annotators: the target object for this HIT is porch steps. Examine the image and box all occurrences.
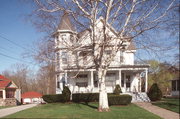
[131,92,150,102]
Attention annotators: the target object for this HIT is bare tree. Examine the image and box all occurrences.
[29,0,177,111]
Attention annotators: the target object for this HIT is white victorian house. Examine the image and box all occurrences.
[54,14,150,102]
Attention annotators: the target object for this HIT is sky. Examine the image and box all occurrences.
[0,0,43,72]
[0,0,178,73]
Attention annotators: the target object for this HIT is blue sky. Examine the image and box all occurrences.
[0,0,178,73]
[0,0,43,72]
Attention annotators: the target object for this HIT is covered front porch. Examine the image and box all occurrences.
[56,65,149,94]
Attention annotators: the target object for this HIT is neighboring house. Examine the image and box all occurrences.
[21,91,43,104]
[171,77,179,97]
[0,75,21,106]
[54,14,150,102]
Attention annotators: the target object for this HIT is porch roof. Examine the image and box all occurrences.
[56,64,149,73]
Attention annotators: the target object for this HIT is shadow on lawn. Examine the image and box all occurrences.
[76,102,98,109]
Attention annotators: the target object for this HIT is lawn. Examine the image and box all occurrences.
[3,103,162,119]
[152,98,179,113]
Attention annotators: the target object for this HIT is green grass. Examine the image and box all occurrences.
[3,103,162,119]
[152,98,179,113]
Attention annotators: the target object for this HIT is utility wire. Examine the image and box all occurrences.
[0,33,55,62]
[0,52,35,65]
[0,34,28,50]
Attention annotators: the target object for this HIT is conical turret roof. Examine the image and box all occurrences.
[58,13,75,31]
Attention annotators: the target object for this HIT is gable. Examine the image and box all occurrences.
[7,82,18,88]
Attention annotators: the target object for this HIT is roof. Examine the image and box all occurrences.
[0,75,12,89]
[22,91,43,98]
[127,42,136,50]
[58,13,75,31]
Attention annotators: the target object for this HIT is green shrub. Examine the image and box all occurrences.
[113,84,122,95]
[148,83,162,101]
[72,93,132,105]
[108,94,132,105]
[72,93,99,103]
[62,86,71,102]
[42,94,65,103]
[43,86,71,103]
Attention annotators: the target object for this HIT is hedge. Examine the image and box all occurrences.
[72,93,132,105]
[108,94,132,105]
[42,94,65,103]
[43,93,132,105]
[72,93,99,103]
[43,86,71,103]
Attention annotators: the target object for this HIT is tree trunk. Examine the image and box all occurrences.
[98,69,110,112]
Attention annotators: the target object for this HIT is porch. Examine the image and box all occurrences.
[0,89,17,106]
[56,65,149,94]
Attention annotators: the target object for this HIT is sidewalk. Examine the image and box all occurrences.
[0,104,37,118]
[134,102,179,119]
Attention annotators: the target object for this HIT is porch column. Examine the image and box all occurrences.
[90,71,94,88]
[119,70,121,87]
[2,90,6,99]
[124,73,126,92]
[139,75,142,92]
[65,71,67,84]
[145,69,148,92]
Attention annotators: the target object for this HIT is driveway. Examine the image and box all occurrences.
[0,104,37,118]
[134,102,179,119]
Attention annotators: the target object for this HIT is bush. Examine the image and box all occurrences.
[108,94,132,105]
[43,86,71,103]
[148,83,162,101]
[42,94,65,103]
[62,86,71,102]
[72,93,132,105]
[72,93,99,103]
[113,84,122,95]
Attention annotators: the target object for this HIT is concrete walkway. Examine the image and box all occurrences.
[134,102,179,119]
[0,104,38,118]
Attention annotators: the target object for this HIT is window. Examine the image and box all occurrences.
[61,35,66,41]
[177,80,179,91]
[172,80,176,91]
[56,36,60,46]
[121,73,124,87]
[77,74,88,78]
[61,51,67,64]
[105,73,115,86]
[120,51,124,63]
[0,91,2,98]
[76,82,88,87]
[56,52,60,67]
[70,34,74,43]
[57,75,60,88]
[105,50,112,55]
[6,90,15,98]
[80,51,88,64]
[126,75,131,88]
